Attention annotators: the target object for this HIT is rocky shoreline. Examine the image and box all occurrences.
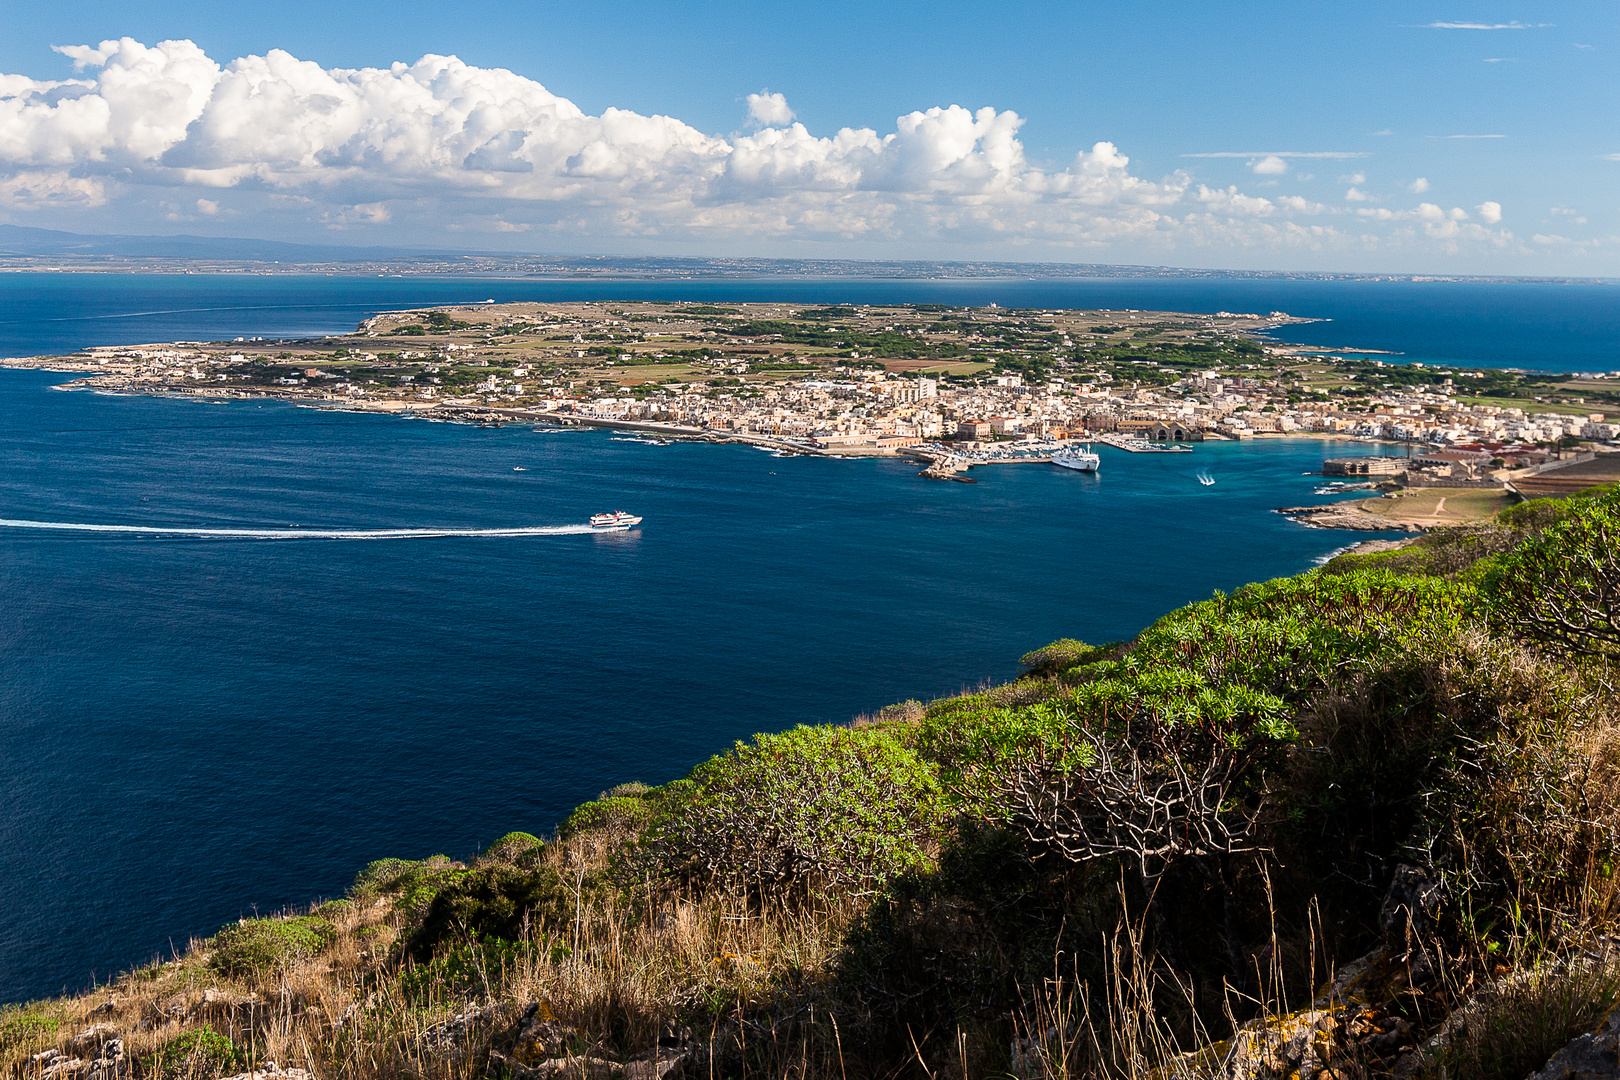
[1277,503,1431,531]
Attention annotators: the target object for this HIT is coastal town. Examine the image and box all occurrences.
[12,299,1620,521]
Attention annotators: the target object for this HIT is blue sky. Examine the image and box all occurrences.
[0,1,1613,273]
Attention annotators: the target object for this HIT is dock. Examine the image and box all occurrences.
[1094,434,1194,454]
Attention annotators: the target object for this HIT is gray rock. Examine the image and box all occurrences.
[621,1055,685,1080]
[85,1039,124,1080]
[508,1003,578,1062]
[194,988,259,1020]
[1379,864,1443,954]
[217,1066,314,1080]
[516,1056,623,1080]
[421,1005,498,1054]
[1528,1006,1620,1080]
[66,1026,119,1055]
[36,1054,87,1080]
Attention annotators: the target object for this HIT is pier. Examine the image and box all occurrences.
[1094,433,1194,454]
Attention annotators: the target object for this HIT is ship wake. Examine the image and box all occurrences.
[0,518,600,540]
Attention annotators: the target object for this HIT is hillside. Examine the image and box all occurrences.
[7,490,1620,1080]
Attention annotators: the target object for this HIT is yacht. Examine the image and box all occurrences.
[589,511,643,530]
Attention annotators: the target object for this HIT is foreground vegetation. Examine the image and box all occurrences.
[10,490,1620,1079]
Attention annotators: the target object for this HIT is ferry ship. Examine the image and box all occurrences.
[589,511,643,530]
[1051,445,1101,473]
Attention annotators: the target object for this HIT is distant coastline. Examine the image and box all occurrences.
[3,227,1617,284]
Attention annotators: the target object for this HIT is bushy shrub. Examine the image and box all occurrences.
[208,916,335,978]
[138,1026,239,1079]
[482,831,544,865]
[349,854,465,920]
[600,782,649,799]
[993,678,1292,878]
[559,797,651,840]
[350,857,419,895]
[406,866,575,961]
[1408,631,1613,930]
[1488,490,1620,658]
[1018,638,1104,678]
[312,898,354,920]
[399,938,535,1002]
[639,724,945,897]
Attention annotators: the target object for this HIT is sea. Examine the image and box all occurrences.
[1,272,1616,1004]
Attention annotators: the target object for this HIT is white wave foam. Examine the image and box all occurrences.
[1312,543,1356,566]
[0,518,599,540]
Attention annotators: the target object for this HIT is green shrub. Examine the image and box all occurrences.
[348,855,465,919]
[208,916,335,978]
[1488,490,1620,658]
[482,831,544,864]
[601,782,649,799]
[0,1011,59,1051]
[559,797,651,840]
[313,898,354,920]
[350,857,420,895]
[1018,638,1104,678]
[406,866,575,961]
[139,1026,239,1079]
[639,724,945,897]
[399,938,535,1003]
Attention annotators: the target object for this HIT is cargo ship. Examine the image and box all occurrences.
[589,511,643,529]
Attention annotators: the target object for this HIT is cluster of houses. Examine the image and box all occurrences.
[64,340,1618,469]
[538,367,1617,459]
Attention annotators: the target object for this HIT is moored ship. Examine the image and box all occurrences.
[589,511,643,529]
[1050,445,1100,473]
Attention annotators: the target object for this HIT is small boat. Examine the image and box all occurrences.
[513,466,527,471]
[589,511,643,530]
[1051,445,1101,473]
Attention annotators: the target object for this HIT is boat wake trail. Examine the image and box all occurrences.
[0,518,600,540]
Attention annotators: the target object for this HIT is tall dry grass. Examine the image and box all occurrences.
[3,828,863,1080]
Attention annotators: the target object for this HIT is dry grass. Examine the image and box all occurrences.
[2,831,860,1080]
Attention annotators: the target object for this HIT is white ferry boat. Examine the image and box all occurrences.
[589,511,643,530]
[1051,445,1101,473]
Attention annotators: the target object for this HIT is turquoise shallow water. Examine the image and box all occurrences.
[0,365,1391,1002]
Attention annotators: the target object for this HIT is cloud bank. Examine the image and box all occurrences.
[0,38,1523,260]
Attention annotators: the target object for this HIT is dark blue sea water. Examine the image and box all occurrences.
[2,369,1384,1003]
[1,270,1613,1005]
[0,272,1615,371]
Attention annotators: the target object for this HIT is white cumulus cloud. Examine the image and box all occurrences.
[745,91,795,128]
[1408,177,1430,193]
[0,38,1534,261]
[1478,200,1503,223]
